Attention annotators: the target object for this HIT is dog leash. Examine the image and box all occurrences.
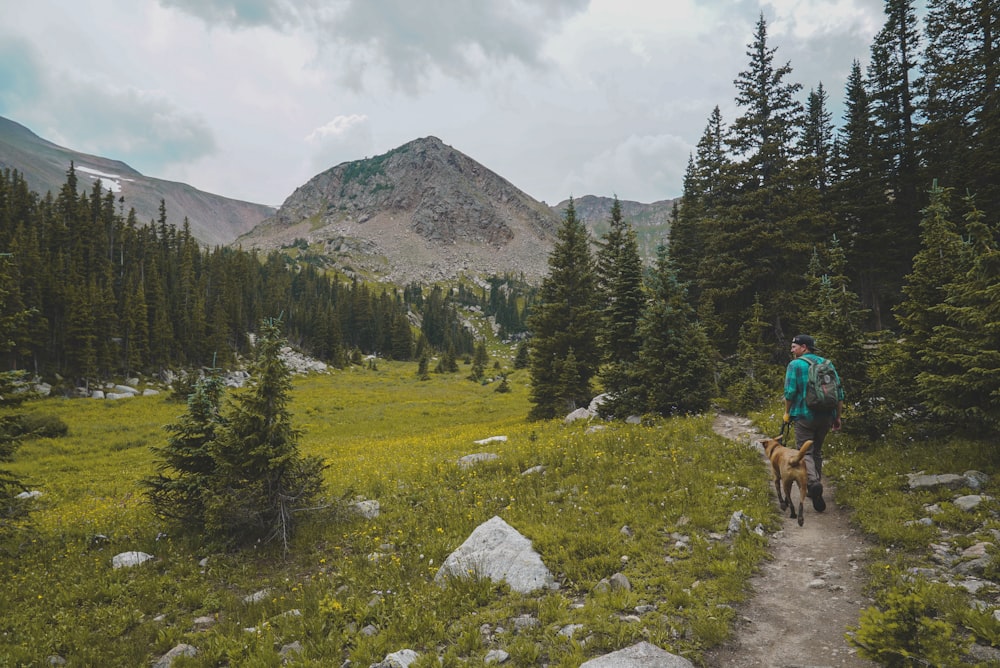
[778,419,790,445]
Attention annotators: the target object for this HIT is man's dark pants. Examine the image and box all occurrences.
[794,416,832,488]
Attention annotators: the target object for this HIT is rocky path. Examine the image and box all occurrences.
[703,413,876,668]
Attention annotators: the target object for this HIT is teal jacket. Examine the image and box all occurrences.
[784,353,844,420]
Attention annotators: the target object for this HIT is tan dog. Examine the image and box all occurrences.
[760,437,813,526]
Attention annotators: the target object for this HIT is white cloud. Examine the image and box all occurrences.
[306,114,369,142]
[2,0,890,207]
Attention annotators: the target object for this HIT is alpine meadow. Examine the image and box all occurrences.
[4,2,1000,666]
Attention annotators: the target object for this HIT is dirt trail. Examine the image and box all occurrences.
[703,413,876,668]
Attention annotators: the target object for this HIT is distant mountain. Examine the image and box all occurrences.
[552,195,675,264]
[238,136,564,283]
[0,115,273,247]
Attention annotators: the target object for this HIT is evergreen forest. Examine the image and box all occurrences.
[0,167,536,388]
[528,1,1000,438]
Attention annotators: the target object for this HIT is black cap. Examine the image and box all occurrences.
[792,334,816,351]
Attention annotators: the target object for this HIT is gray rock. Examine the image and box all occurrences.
[965,470,990,489]
[435,516,556,593]
[474,435,507,445]
[954,557,990,577]
[564,407,592,423]
[113,384,139,395]
[90,390,105,399]
[244,589,270,604]
[966,643,1000,664]
[521,465,545,476]
[579,641,695,667]
[192,615,216,629]
[371,649,418,668]
[954,495,988,511]
[907,473,967,491]
[352,499,381,519]
[111,551,153,569]
[610,572,631,591]
[153,644,198,668]
[279,641,303,661]
[484,649,510,664]
[512,614,540,631]
[625,415,642,425]
[457,452,499,469]
[558,623,584,638]
[15,490,42,499]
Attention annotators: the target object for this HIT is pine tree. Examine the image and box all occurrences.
[867,0,923,305]
[595,196,645,365]
[890,184,971,417]
[635,247,715,416]
[0,255,32,529]
[699,14,811,348]
[204,318,325,549]
[919,197,1000,434]
[144,372,225,529]
[831,59,895,329]
[719,295,774,414]
[528,198,599,419]
[469,341,489,381]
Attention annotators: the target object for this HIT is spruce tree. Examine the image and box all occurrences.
[528,198,599,419]
[719,295,774,414]
[867,0,923,306]
[0,256,32,530]
[595,196,645,366]
[699,14,811,348]
[204,318,325,550]
[635,247,715,416]
[890,184,971,419]
[469,341,489,381]
[919,198,1000,434]
[595,197,646,406]
[831,59,894,328]
[144,372,225,529]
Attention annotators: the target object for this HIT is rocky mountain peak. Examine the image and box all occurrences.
[239,137,563,283]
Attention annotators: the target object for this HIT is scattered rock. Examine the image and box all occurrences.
[907,473,968,491]
[609,572,632,591]
[474,435,507,445]
[484,648,510,664]
[457,452,499,469]
[111,551,154,569]
[244,589,270,604]
[152,644,198,668]
[279,641,303,662]
[371,648,418,668]
[512,614,540,632]
[579,641,695,667]
[352,499,381,519]
[564,407,592,423]
[435,516,556,593]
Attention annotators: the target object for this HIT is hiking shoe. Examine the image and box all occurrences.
[808,483,826,512]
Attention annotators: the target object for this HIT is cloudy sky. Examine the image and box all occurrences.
[1,0,887,207]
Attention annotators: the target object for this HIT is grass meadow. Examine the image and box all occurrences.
[1,361,778,667]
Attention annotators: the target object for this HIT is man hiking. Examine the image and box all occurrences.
[783,334,844,512]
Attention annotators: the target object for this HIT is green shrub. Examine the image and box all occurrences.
[15,413,69,438]
[848,576,969,666]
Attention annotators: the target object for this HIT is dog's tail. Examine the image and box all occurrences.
[790,439,813,465]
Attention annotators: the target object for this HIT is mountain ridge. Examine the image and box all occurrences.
[0,115,273,247]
